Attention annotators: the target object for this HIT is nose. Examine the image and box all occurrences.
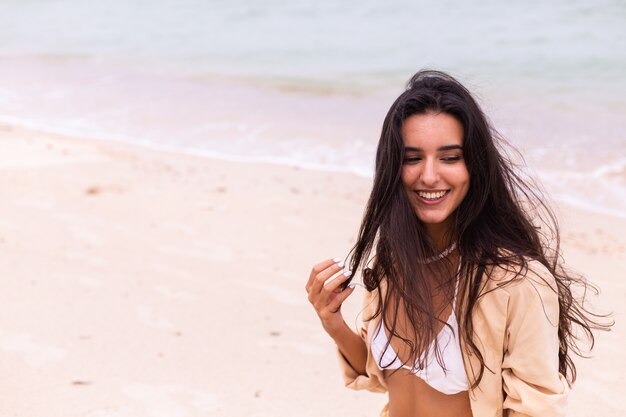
[420,158,439,186]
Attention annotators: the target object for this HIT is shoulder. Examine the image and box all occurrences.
[481,255,557,292]
[482,257,559,324]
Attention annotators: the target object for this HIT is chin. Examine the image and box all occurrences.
[416,212,449,225]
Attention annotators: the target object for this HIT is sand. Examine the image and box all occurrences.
[0,124,624,417]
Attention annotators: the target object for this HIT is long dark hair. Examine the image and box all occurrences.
[346,69,611,386]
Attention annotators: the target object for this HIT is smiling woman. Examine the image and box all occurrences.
[400,112,469,247]
[305,70,611,417]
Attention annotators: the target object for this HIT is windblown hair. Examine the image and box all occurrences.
[346,69,611,387]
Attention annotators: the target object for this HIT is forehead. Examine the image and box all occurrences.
[401,112,464,148]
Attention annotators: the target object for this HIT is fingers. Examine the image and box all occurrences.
[321,269,352,304]
[326,284,356,314]
[306,257,345,294]
[313,269,353,315]
[315,272,357,321]
[305,258,336,291]
[306,257,356,319]
[311,264,350,302]
[323,268,353,295]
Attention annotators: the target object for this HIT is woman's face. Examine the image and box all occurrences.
[400,112,470,242]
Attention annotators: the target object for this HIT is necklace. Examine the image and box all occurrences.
[419,242,457,264]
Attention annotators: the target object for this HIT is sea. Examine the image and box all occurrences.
[0,0,625,217]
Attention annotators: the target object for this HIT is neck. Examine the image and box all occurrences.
[424,222,454,252]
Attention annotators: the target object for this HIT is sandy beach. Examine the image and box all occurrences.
[0,124,624,417]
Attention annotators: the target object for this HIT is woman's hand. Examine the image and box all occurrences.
[305,258,356,335]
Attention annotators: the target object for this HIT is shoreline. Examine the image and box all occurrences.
[1,56,625,222]
[0,117,377,179]
[3,117,625,221]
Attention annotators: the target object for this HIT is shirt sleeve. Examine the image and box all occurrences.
[336,325,387,393]
[336,289,388,393]
[501,263,569,416]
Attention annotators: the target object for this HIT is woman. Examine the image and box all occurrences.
[305,70,608,417]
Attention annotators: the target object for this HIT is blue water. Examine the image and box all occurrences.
[1,0,625,92]
[0,0,625,216]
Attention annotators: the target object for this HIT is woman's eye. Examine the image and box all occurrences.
[403,157,422,164]
[441,155,461,162]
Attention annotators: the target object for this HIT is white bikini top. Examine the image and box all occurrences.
[370,276,468,395]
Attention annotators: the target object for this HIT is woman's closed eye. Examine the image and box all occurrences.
[403,155,462,164]
[441,154,462,162]
[403,156,422,164]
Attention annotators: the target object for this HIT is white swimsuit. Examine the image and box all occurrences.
[370,277,468,395]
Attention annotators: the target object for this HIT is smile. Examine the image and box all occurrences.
[416,190,449,201]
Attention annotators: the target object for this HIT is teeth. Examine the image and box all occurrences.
[417,190,447,200]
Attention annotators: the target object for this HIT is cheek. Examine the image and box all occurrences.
[460,182,470,202]
[457,170,470,199]
[453,165,470,188]
[401,167,413,189]
[447,166,470,202]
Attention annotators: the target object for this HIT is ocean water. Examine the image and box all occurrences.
[0,0,625,216]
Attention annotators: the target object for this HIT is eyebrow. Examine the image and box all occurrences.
[404,145,463,152]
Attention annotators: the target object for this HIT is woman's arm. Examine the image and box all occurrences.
[327,318,368,375]
[306,258,367,374]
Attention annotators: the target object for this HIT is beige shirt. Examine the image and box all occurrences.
[337,259,569,417]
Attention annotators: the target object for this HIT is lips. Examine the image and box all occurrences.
[414,190,449,204]
[417,190,447,199]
